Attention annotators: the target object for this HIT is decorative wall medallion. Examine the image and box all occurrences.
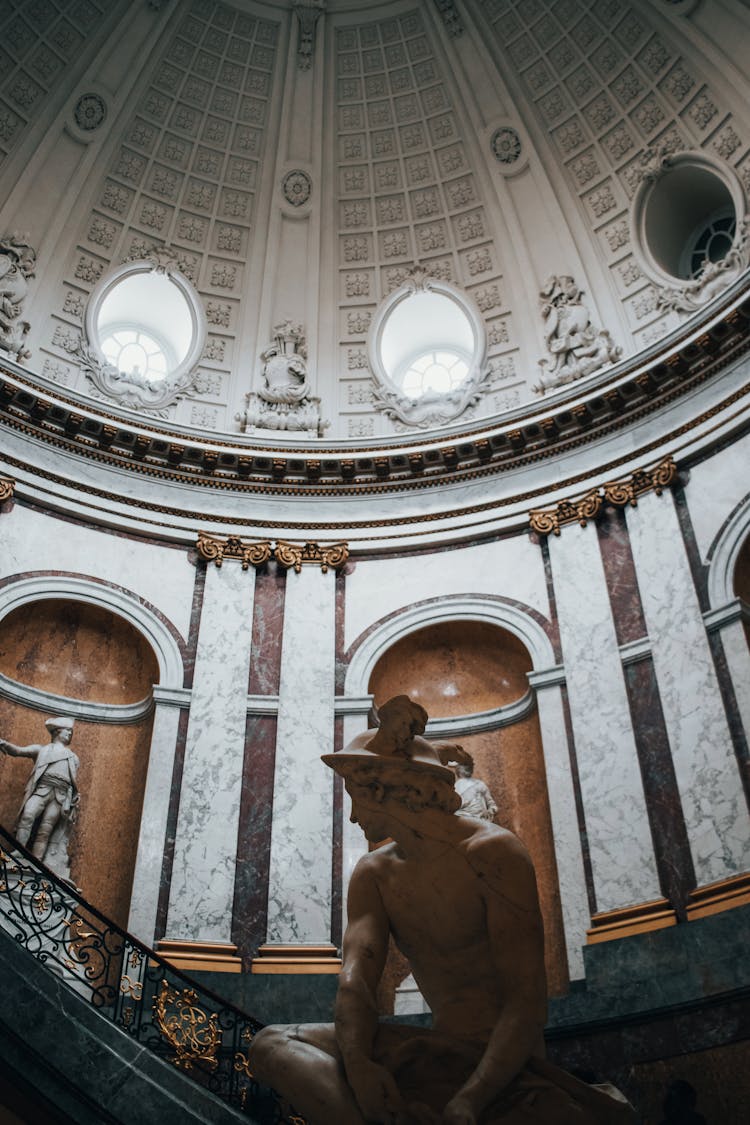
[196,533,272,570]
[282,169,312,208]
[73,93,107,132]
[0,233,36,363]
[533,275,621,395]
[293,1,325,70]
[529,458,677,536]
[491,127,522,165]
[237,320,329,436]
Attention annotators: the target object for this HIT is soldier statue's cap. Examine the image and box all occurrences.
[45,715,74,732]
[321,695,469,784]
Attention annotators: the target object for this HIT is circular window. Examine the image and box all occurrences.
[632,152,743,286]
[369,274,486,427]
[84,257,206,408]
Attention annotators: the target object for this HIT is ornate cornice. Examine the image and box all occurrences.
[196,534,348,573]
[0,290,748,497]
[529,457,677,537]
[0,477,14,503]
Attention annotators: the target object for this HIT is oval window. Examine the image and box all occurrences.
[379,289,475,399]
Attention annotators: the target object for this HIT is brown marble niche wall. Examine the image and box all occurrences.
[734,533,750,649]
[368,621,568,1003]
[0,600,159,928]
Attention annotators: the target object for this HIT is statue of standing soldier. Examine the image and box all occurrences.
[0,716,79,881]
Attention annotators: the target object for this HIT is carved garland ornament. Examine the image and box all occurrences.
[529,457,677,536]
[196,533,348,573]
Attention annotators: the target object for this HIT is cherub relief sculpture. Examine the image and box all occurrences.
[0,716,80,882]
[0,232,36,362]
[238,320,329,436]
[533,275,621,395]
[249,694,635,1125]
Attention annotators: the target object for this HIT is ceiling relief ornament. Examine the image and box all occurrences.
[237,320,329,437]
[371,266,492,430]
[73,93,107,133]
[79,247,207,416]
[293,1,325,70]
[491,127,522,165]
[433,0,464,37]
[529,457,677,537]
[282,169,313,208]
[533,275,621,395]
[0,233,36,363]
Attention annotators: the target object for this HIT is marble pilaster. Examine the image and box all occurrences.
[128,692,185,944]
[529,677,590,980]
[626,490,750,883]
[712,613,750,762]
[548,524,661,914]
[265,566,336,945]
[164,563,255,942]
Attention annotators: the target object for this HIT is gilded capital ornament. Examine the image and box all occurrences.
[0,478,14,503]
[196,533,272,570]
[274,540,349,574]
[603,457,677,507]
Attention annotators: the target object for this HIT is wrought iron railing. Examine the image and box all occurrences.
[0,825,305,1123]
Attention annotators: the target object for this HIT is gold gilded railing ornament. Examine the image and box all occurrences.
[196,532,272,570]
[274,540,349,573]
[0,478,14,503]
[234,1025,254,1080]
[153,979,221,1072]
[604,456,677,507]
[529,488,602,537]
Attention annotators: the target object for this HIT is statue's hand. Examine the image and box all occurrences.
[442,1094,478,1125]
[346,1057,405,1124]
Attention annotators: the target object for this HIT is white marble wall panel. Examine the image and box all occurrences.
[266,566,336,944]
[345,536,549,651]
[549,524,661,914]
[0,503,194,639]
[719,619,750,754]
[341,712,370,935]
[165,563,255,942]
[685,430,750,564]
[128,696,183,944]
[627,490,750,883]
[532,681,589,980]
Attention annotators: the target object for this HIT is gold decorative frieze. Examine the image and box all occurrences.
[529,457,677,537]
[196,533,348,573]
[196,533,272,570]
[274,540,349,574]
[153,979,221,1072]
[529,489,602,537]
[0,478,14,503]
[603,456,677,507]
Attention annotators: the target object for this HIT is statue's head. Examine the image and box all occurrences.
[46,716,74,744]
[453,758,474,779]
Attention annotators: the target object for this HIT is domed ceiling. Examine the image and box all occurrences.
[0,0,749,520]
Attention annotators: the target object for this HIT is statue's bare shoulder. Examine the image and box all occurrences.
[462,821,541,907]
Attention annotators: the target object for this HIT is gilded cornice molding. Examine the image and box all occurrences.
[196,533,348,573]
[0,477,14,503]
[529,457,677,537]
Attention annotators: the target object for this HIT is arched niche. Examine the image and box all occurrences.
[367,619,568,1002]
[733,534,750,651]
[0,599,159,929]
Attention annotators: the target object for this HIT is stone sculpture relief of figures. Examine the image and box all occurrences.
[533,274,621,395]
[237,319,329,436]
[0,716,80,883]
[0,232,36,363]
[452,754,498,822]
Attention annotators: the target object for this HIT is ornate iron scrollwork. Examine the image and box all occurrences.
[153,979,221,1072]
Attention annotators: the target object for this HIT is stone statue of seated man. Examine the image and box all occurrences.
[249,694,636,1125]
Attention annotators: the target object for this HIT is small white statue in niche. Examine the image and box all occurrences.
[238,319,329,437]
[533,274,621,395]
[0,232,36,363]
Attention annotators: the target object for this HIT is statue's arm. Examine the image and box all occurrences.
[0,739,39,759]
[445,835,547,1124]
[335,856,404,1122]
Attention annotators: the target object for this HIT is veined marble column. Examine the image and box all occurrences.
[164,563,255,944]
[264,565,337,948]
[128,689,186,944]
[528,673,590,980]
[548,524,661,913]
[627,491,750,883]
